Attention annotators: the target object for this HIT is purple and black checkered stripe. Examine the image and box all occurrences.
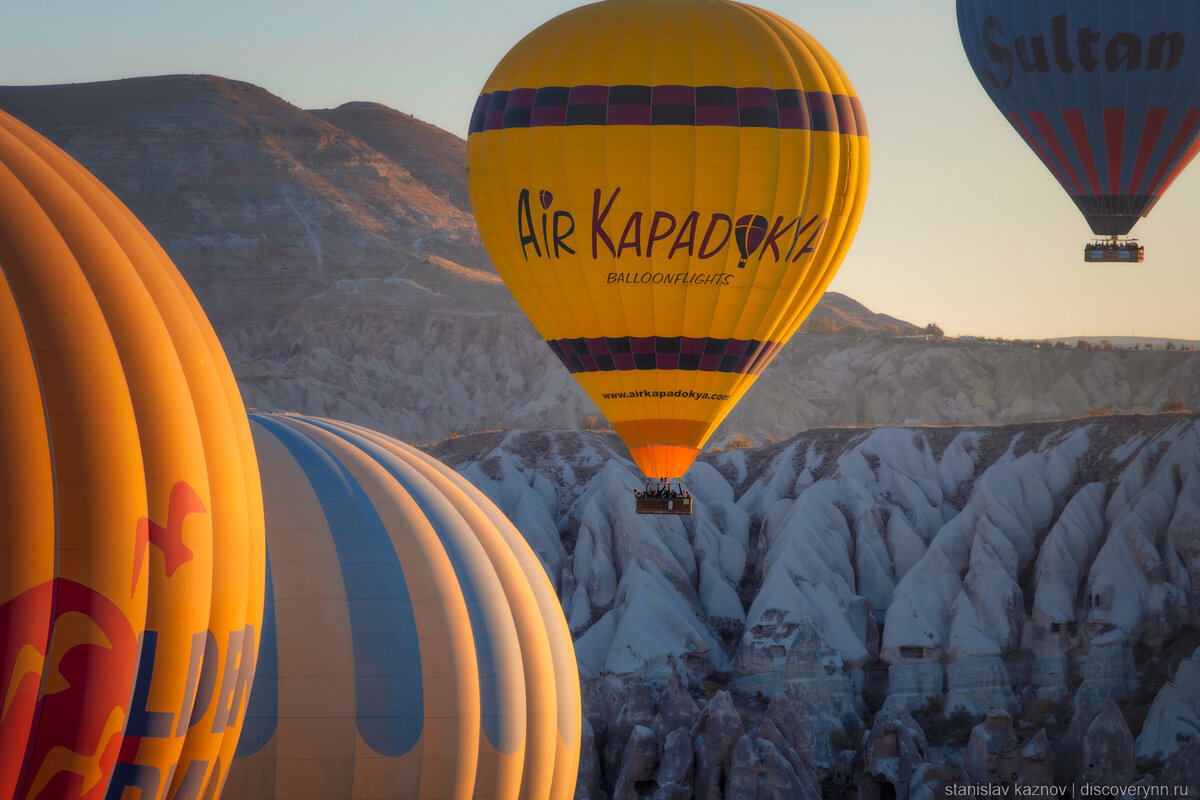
[469,85,866,135]
[547,335,786,376]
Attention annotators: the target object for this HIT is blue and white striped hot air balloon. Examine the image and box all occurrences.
[224,413,580,800]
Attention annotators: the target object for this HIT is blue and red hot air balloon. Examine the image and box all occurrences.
[957,1,1200,261]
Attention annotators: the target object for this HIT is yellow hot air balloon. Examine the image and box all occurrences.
[226,412,581,800]
[467,0,869,481]
[0,111,264,799]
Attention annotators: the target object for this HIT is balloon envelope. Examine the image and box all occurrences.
[957,0,1200,236]
[467,0,869,479]
[0,110,264,800]
[227,412,581,800]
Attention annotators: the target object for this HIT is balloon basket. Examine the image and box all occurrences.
[634,483,693,515]
[1083,239,1144,263]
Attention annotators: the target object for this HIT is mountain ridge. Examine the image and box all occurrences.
[1,73,1197,448]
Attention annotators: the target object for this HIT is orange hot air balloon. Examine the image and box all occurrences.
[467,0,870,481]
[0,110,264,800]
[226,412,581,800]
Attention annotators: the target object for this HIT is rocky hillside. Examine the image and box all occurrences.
[307,100,471,215]
[721,336,1200,444]
[428,414,1200,796]
[3,75,1197,449]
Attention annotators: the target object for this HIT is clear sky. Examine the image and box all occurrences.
[3,0,1197,341]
